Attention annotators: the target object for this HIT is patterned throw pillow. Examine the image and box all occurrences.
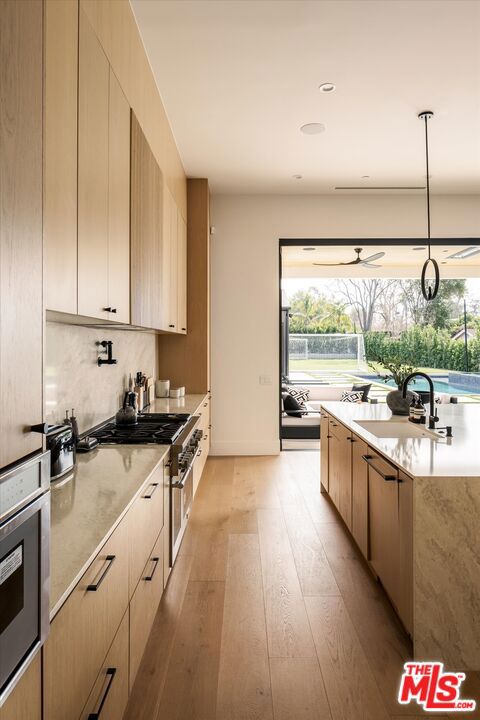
[341,390,363,403]
[286,385,310,408]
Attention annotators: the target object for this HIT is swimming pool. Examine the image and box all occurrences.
[357,374,474,396]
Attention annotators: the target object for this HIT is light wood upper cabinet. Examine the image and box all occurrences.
[78,9,110,320]
[78,10,131,322]
[168,195,178,331]
[44,0,78,314]
[107,68,131,323]
[131,112,163,330]
[177,210,187,333]
[0,0,43,469]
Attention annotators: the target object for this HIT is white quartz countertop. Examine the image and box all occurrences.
[49,393,209,618]
[49,445,170,618]
[145,393,209,416]
[321,401,480,479]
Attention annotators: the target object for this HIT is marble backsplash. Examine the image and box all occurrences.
[45,322,157,434]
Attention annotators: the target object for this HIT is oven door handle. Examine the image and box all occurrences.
[171,461,195,490]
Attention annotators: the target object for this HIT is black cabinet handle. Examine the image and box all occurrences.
[144,557,160,581]
[181,327,186,331]
[361,454,397,481]
[142,482,159,499]
[88,668,117,719]
[169,324,175,328]
[110,308,117,314]
[326,435,332,438]
[87,555,116,591]
[102,307,112,312]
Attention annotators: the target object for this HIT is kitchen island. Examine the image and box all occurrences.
[320,401,480,671]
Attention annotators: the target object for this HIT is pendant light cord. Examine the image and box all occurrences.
[423,114,431,257]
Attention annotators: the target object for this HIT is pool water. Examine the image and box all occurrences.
[355,374,474,395]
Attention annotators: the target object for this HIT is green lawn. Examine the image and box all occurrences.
[289,359,450,375]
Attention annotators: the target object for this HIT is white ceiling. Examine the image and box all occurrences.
[132,0,480,195]
[282,243,480,279]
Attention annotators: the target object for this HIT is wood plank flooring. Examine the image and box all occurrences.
[124,452,480,720]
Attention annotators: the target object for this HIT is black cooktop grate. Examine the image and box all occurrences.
[90,416,187,445]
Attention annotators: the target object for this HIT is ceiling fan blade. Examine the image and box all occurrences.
[360,252,385,263]
[363,262,382,268]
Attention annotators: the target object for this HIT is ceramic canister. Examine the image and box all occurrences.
[155,379,170,398]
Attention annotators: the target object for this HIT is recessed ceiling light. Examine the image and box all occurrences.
[292,174,303,180]
[303,247,316,251]
[446,246,480,260]
[319,82,336,93]
[361,175,370,179]
[300,122,326,135]
[413,246,426,251]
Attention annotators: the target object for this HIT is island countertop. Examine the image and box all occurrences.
[320,401,480,479]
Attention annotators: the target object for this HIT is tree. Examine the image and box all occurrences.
[336,279,395,332]
[398,279,466,329]
[287,288,353,333]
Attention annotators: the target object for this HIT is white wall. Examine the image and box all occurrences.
[209,193,480,455]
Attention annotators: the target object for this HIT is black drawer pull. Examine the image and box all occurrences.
[143,482,159,499]
[88,667,116,719]
[102,307,112,312]
[361,454,397,481]
[144,557,160,581]
[169,324,175,328]
[87,556,116,591]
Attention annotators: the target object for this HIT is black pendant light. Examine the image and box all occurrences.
[418,110,439,301]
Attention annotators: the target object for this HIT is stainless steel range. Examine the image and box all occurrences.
[90,413,203,568]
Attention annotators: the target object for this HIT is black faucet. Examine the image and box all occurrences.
[402,372,439,430]
[97,340,117,366]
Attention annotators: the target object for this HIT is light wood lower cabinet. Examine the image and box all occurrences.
[128,460,165,597]
[328,418,352,529]
[368,452,399,604]
[0,654,41,720]
[80,611,129,720]
[321,413,414,635]
[351,435,369,558]
[320,411,329,492]
[44,518,129,720]
[398,470,413,635]
[129,528,165,687]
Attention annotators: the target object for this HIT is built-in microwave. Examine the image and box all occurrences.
[0,452,50,707]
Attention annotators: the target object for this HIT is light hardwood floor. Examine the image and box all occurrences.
[124,451,479,720]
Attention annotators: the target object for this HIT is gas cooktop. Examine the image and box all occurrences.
[90,413,190,445]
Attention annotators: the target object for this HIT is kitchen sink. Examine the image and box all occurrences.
[355,420,440,439]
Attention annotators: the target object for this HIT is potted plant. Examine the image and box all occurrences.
[368,355,418,415]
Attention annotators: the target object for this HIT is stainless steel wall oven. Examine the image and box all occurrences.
[0,452,50,706]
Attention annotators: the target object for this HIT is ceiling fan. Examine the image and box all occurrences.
[313,247,385,269]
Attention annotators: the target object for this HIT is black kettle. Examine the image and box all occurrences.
[115,392,138,426]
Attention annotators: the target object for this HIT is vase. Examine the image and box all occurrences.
[386,388,414,416]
